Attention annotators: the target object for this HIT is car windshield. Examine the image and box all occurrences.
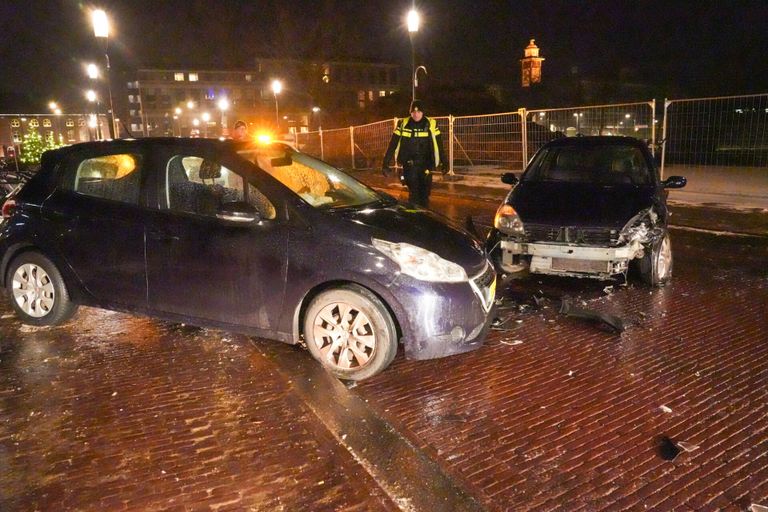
[523,143,652,185]
[238,144,385,209]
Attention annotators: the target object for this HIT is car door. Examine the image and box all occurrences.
[144,143,289,331]
[41,145,149,308]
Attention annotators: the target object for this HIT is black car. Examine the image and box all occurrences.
[487,136,686,286]
[0,138,495,380]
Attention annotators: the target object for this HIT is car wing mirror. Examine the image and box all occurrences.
[662,176,687,189]
[501,172,518,185]
[270,155,293,167]
[216,201,261,223]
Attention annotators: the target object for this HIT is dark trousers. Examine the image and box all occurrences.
[403,164,433,208]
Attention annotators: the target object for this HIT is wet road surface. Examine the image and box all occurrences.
[1,192,767,511]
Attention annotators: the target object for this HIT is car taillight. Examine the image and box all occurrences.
[2,199,16,219]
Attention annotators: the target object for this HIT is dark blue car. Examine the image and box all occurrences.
[0,139,495,380]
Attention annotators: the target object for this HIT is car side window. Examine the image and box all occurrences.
[164,155,276,219]
[68,153,143,204]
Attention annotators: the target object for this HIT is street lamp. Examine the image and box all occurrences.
[86,63,99,80]
[271,80,282,129]
[201,112,210,137]
[407,9,420,103]
[217,97,229,137]
[48,101,58,111]
[92,9,116,138]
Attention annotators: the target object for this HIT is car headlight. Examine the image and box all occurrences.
[372,238,468,282]
[494,204,525,235]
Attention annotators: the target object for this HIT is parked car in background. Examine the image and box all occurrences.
[1,139,495,380]
[487,136,686,286]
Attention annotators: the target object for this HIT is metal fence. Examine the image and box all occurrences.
[292,95,768,198]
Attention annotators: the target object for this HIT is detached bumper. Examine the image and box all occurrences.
[500,239,642,279]
[393,262,496,360]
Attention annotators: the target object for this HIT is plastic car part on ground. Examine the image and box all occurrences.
[559,298,626,333]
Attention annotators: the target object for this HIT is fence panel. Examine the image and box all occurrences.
[295,131,322,159]
[661,93,768,199]
[452,112,524,171]
[319,127,353,169]
[527,101,656,161]
[352,120,395,169]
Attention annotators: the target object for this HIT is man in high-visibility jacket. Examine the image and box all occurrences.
[382,100,447,208]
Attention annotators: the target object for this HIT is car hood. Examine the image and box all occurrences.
[510,182,657,229]
[335,203,488,275]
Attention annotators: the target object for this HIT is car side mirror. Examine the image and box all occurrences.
[216,201,260,223]
[270,155,292,167]
[501,172,518,185]
[662,176,687,189]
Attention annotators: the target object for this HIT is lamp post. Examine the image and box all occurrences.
[174,107,182,136]
[48,101,62,143]
[407,9,420,103]
[217,98,229,137]
[271,80,282,130]
[85,89,101,139]
[92,9,116,138]
[201,112,210,138]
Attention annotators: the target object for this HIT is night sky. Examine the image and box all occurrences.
[1,0,767,112]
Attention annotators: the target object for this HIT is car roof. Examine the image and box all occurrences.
[46,137,296,158]
[543,136,648,149]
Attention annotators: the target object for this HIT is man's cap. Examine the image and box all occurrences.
[234,120,247,129]
[410,100,424,113]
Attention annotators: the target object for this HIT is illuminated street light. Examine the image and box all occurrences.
[407,9,420,32]
[174,107,182,115]
[92,9,116,138]
[201,112,211,137]
[186,100,195,110]
[192,118,200,126]
[406,9,421,102]
[86,63,99,79]
[271,80,282,128]
[86,90,97,102]
[625,113,631,119]
[48,101,58,111]
[54,108,62,115]
[201,112,210,122]
[92,9,109,38]
[312,106,320,113]
[217,98,229,111]
[217,98,230,137]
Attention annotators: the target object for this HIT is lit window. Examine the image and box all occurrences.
[46,131,54,141]
[12,130,20,143]
[66,119,75,127]
[78,118,87,127]
[67,130,75,141]
[29,119,39,128]
[322,74,330,84]
[368,91,374,101]
[174,72,184,81]
[11,119,20,127]
[389,90,395,95]
[189,73,199,82]
[245,74,252,82]
[43,119,52,127]
[379,90,386,97]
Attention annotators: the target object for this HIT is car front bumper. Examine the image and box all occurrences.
[392,262,496,360]
[499,239,644,279]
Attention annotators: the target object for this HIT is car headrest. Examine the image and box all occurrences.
[167,157,189,184]
[199,159,221,180]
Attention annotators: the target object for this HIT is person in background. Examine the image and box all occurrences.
[232,120,249,141]
[382,100,446,208]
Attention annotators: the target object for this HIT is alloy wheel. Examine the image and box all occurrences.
[311,302,377,370]
[12,263,55,318]
[657,236,672,281]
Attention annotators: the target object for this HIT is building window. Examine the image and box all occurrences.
[43,119,52,127]
[66,119,75,127]
[11,119,20,127]
[67,129,75,141]
[29,119,39,128]
[379,90,386,97]
[128,94,135,103]
[205,88,215,100]
[189,73,199,82]
[131,124,143,132]
[12,130,21,143]
[368,91,374,101]
[45,131,54,141]
[78,118,87,127]
[174,72,185,81]
[245,74,252,82]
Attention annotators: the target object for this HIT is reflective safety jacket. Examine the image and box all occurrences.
[383,116,446,169]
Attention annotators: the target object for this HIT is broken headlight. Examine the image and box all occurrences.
[494,204,525,236]
[619,207,661,245]
[372,238,468,283]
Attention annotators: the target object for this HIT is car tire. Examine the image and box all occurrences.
[303,284,398,381]
[5,251,78,326]
[638,233,673,287]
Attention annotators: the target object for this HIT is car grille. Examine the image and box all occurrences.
[524,224,621,247]
[470,262,496,313]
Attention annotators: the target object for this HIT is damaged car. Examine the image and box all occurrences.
[1,138,495,380]
[487,136,686,286]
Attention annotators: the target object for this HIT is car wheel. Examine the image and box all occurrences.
[639,233,673,287]
[6,252,78,326]
[303,284,398,381]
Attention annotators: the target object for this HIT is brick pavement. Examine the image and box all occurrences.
[0,310,397,511]
[353,229,768,511]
